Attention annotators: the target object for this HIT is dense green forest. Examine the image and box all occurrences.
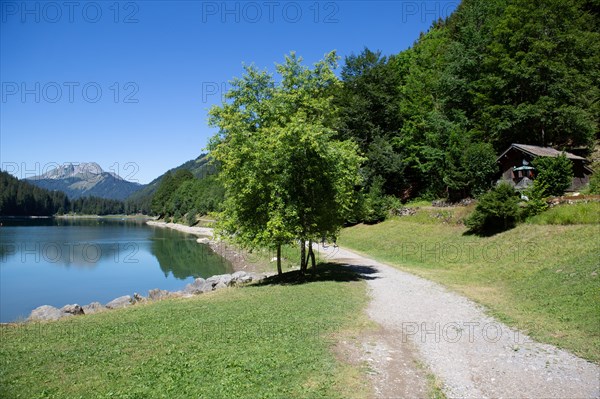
[126,154,218,215]
[0,171,127,216]
[150,169,224,221]
[334,0,598,202]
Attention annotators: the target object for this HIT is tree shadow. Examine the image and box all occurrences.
[462,223,517,237]
[253,262,379,286]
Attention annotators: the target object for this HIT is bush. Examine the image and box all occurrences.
[363,176,389,224]
[465,182,520,234]
[585,164,600,194]
[520,181,549,219]
[533,153,573,196]
[186,210,197,226]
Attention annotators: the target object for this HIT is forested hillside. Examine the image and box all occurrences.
[126,154,218,215]
[335,0,598,201]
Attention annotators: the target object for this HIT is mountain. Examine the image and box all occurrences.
[27,162,144,201]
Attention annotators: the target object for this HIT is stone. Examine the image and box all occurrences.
[133,293,146,303]
[214,281,227,290]
[183,278,206,294]
[148,289,171,301]
[82,302,106,315]
[206,274,222,284]
[219,274,232,286]
[231,271,248,279]
[60,304,84,316]
[196,237,211,244]
[28,305,66,321]
[105,295,133,309]
[200,282,215,293]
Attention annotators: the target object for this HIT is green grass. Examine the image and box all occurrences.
[527,202,600,225]
[0,266,369,399]
[339,209,600,363]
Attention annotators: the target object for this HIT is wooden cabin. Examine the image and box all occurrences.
[496,144,593,192]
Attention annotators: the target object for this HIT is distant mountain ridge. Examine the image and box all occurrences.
[27,162,143,201]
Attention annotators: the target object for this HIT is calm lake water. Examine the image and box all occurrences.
[0,218,232,322]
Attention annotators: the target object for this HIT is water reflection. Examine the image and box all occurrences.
[150,231,233,279]
[0,218,233,322]
[0,218,232,279]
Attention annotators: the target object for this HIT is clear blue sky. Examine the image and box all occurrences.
[1,0,459,184]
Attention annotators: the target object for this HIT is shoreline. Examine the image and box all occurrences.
[146,220,214,237]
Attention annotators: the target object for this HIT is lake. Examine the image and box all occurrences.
[0,218,232,322]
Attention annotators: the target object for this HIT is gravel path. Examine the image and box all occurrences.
[315,244,600,399]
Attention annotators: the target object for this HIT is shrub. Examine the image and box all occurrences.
[363,176,389,224]
[465,182,520,234]
[520,180,549,219]
[533,153,573,196]
[186,210,197,226]
[585,163,600,194]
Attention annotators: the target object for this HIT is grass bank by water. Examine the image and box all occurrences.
[0,266,369,398]
[339,205,600,363]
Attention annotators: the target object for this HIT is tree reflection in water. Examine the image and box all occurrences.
[150,229,233,279]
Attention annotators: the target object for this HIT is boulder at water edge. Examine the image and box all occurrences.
[105,295,133,309]
[82,302,106,315]
[60,304,84,316]
[28,305,69,321]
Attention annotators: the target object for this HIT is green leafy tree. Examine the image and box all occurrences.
[209,52,363,274]
[532,153,573,197]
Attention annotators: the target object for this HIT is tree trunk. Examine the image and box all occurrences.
[308,239,316,277]
[276,244,282,275]
[300,240,307,274]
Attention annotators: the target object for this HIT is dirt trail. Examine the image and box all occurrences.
[315,244,600,399]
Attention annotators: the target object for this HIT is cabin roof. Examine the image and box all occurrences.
[497,144,586,162]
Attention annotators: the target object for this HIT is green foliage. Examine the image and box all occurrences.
[520,181,549,219]
[473,0,599,150]
[532,154,573,197]
[465,182,520,234]
[461,142,498,197]
[335,48,405,196]
[334,0,598,201]
[362,176,390,224]
[209,52,363,269]
[186,209,197,226]
[584,164,600,194]
[0,171,68,216]
[150,169,194,216]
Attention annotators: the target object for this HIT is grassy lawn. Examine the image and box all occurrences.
[0,266,369,399]
[339,205,600,363]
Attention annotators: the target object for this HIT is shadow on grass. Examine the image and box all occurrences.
[253,262,379,286]
[462,224,517,237]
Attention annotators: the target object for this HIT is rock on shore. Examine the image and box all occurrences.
[26,271,265,322]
